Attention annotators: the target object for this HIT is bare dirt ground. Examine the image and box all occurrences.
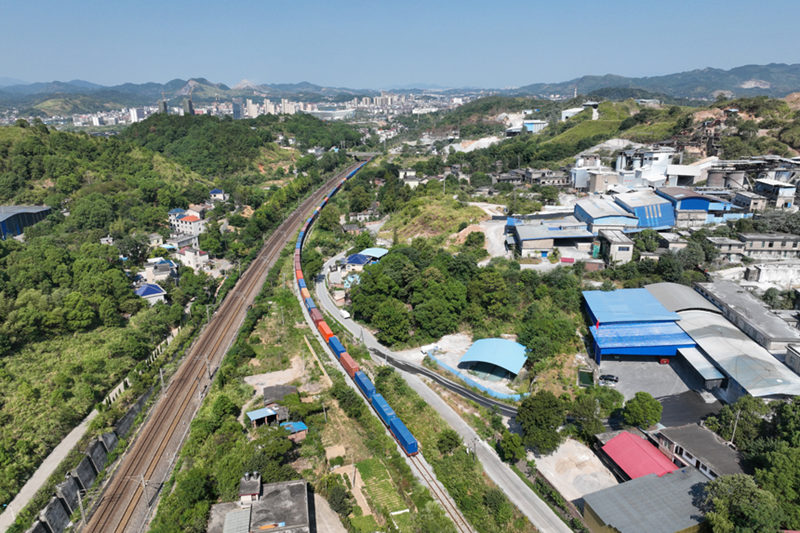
[243,355,304,393]
[535,438,618,502]
[786,92,800,111]
[314,493,348,533]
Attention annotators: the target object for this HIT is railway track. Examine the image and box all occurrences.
[409,455,474,533]
[83,162,364,533]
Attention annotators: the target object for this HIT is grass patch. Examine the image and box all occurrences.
[381,196,486,242]
[357,458,406,513]
[350,514,380,532]
[544,120,623,145]
[621,121,678,142]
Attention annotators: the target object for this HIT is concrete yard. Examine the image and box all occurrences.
[598,358,694,401]
[535,438,618,502]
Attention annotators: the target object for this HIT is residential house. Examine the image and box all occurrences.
[144,258,177,283]
[732,191,768,212]
[599,229,634,264]
[738,232,800,260]
[656,424,745,480]
[753,178,795,208]
[175,246,209,271]
[280,421,308,443]
[210,188,230,203]
[706,237,745,262]
[134,283,166,305]
[173,214,206,236]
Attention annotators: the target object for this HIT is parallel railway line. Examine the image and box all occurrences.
[84,162,363,533]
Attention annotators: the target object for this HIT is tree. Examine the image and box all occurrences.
[437,429,462,455]
[328,484,353,516]
[317,204,340,232]
[412,501,458,533]
[570,394,605,438]
[703,474,782,533]
[623,392,662,428]
[517,391,565,454]
[372,297,411,345]
[755,443,800,527]
[497,430,525,462]
[705,396,770,451]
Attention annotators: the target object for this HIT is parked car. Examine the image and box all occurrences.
[599,374,619,383]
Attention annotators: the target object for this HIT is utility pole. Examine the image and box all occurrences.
[730,408,742,446]
[159,368,165,390]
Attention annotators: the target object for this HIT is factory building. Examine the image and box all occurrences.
[614,190,675,229]
[737,232,800,260]
[753,178,795,208]
[0,205,51,240]
[574,196,638,233]
[583,289,696,364]
[644,282,800,402]
[694,281,800,353]
[655,187,748,227]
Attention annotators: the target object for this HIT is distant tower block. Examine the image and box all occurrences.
[183,98,194,116]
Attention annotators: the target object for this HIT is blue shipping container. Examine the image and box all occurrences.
[298,279,307,289]
[304,297,316,310]
[389,417,418,455]
[353,371,376,400]
[328,336,346,358]
[371,394,396,426]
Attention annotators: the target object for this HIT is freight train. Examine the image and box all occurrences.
[294,162,419,456]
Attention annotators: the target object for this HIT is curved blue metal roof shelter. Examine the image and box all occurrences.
[459,338,527,377]
[360,247,389,259]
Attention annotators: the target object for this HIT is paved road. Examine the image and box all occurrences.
[0,411,98,531]
[314,259,571,533]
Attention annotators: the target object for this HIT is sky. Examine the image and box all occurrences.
[1,0,799,89]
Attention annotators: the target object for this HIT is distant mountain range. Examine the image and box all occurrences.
[4,63,800,116]
[510,63,800,99]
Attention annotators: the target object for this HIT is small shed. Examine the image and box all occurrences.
[281,421,308,443]
[246,407,276,428]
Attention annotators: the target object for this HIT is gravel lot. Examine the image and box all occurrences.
[535,438,618,502]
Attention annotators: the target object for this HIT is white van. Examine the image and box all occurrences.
[339,309,351,319]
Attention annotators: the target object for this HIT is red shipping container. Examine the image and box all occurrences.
[309,308,324,325]
[339,352,359,378]
[317,321,334,342]
[295,269,304,280]
[560,257,575,263]
[300,288,310,299]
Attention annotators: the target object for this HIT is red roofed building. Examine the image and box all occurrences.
[176,246,209,271]
[602,431,678,480]
[173,214,206,236]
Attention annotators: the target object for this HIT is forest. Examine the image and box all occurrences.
[0,113,365,508]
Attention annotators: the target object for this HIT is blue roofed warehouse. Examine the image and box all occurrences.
[583,289,695,363]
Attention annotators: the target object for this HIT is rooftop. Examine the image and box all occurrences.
[246,407,276,421]
[346,253,371,265]
[180,215,201,223]
[134,283,165,298]
[706,236,744,246]
[599,229,633,244]
[263,385,298,404]
[359,247,389,259]
[590,321,695,350]
[583,288,680,324]
[280,421,308,434]
[676,309,800,398]
[739,232,800,242]
[582,468,707,533]
[576,196,637,220]
[645,283,721,314]
[614,190,672,209]
[755,178,795,187]
[458,338,528,376]
[0,205,50,223]
[514,222,594,241]
[697,281,800,345]
[659,424,745,476]
[602,431,679,479]
[209,480,310,533]
[656,187,717,202]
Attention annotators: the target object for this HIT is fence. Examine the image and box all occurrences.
[425,352,528,402]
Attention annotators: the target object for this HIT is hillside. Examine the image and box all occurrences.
[513,63,800,100]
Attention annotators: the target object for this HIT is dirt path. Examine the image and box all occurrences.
[332,464,372,516]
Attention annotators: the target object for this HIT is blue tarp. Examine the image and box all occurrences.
[583,289,680,325]
[459,338,527,376]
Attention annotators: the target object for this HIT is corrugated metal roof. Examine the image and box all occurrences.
[678,347,724,381]
[645,283,721,314]
[676,310,800,397]
[222,508,251,533]
[246,407,276,421]
[346,253,371,265]
[280,421,308,433]
[359,247,388,258]
[614,190,672,209]
[582,468,707,533]
[0,205,50,223]
[590,321,695,350]
[134,284,165,297]
[459,338,527,376]
[576,196,637,220]
[583,289,680,324]
[602,432,679,479]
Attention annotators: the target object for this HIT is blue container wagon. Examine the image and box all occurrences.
[304,297,316,310]
[353,370,376,400]
[371,393,397,427]
[389,417,418,455]
[328,336,346,358]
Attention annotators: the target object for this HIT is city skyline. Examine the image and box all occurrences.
[2,0,799,89]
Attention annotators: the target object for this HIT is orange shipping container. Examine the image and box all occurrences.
[300,288,310,299]
[339,352,359,378]
[295,269,304,280]
[317,321,334,342]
